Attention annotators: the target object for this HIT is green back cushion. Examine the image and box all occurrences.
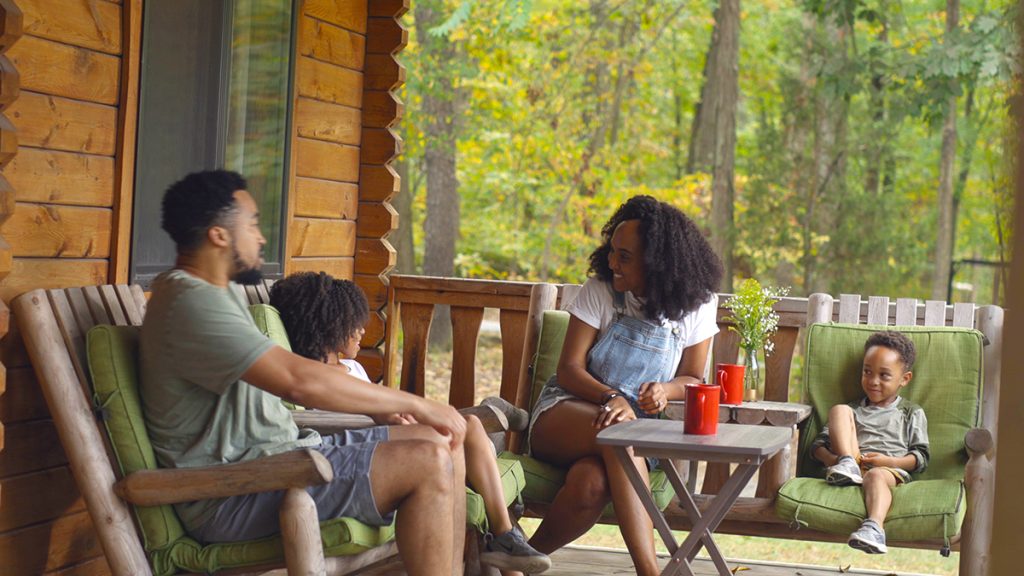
[798,323,984,481]
[518,310,570,450]
[87,324,394,576]
[249,304,292,351]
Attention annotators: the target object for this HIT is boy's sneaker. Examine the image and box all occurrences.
[826,455,863,486]
[482,396,530,432]
[848,519,888,554]
[481,526,552,573]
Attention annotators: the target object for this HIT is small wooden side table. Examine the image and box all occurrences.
[664,400,811,496]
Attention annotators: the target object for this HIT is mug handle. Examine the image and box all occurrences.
[717,369,728,402]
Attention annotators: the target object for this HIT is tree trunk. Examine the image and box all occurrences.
[690,0,740,291]
[393,158,416,275]
[415,0,462,347]
[932,0,959,301]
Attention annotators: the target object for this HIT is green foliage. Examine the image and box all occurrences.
[398,0,1015,305]
[723,279,789,356]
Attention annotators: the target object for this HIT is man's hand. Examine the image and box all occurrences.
[373,413,418,426]
[411,398,466,448]
[637,382,667,415]
[593,396,636,430]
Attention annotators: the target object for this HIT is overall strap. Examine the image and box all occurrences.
[612,289,627,318]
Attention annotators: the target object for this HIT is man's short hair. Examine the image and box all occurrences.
[865,330,916,372]
[162,170,248,251]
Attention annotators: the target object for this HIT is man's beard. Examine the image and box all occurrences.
[231,246,264,285]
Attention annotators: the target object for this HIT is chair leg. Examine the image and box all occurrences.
[281,487,326,576]
[464,529,500,576]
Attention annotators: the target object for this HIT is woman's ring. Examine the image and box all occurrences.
[602,404,611,413]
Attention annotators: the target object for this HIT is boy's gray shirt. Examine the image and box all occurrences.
[140,269,321,530]
[812,396,930,473]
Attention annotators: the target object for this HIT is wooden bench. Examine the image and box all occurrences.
[386,274,1002,576]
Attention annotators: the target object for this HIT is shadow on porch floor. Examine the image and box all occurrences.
[357,544,941,575]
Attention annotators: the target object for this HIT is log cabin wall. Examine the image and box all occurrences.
[0,0,406,573]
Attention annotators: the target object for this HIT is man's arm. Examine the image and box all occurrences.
[242,346,466,443]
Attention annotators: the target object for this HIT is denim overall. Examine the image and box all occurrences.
[529,290,684,454]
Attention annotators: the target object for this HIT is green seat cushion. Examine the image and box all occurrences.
[499,452,675,514]
[466,456,526,533]
[796,323,984,481]
[776,477,965,541]
[87,325,394,576]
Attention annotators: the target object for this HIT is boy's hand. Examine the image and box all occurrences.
[859,453,894,468]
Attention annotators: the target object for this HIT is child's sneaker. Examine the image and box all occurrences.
[826,455,863,486]
[481,526,552,573]
[848,519,888,554]
[482,396,530,432]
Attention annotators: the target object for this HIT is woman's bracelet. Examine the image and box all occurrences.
[600,390,622,406]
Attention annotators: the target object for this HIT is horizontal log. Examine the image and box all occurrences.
[304,0,367,34]
[114,449,333,506]
[0,509,104,576]
[7,91,117,155]
[362,90,401,129]
[0,56,19,111]
[296,56,363,108]
[358,164,399,202]
[362,310,384,348]
[288,217,355,258]
[356,347,384,383]
[0,366,48,424]
[8,35,119,105]
[0,114,14,167]
[366,17,406,55]
[0,258,108,302]
[0,465,84,532]
[291,410,375,433]
[5,146,115,207]
[294,137,360,183]
[295,97,361,146]
[0,419,67,478]
[364,54,404,91]
[0,316,28,367]
[355,201,397,239]
[21,0,121,54]
[0,1,21,54]
[293,177,358,219]
[360,127,400,165]
[354,237,394,275]
[287,256,354,279]
[353,273,387,310]
[6,203,111,258]
[368,0,410,18]
[298,15,364,70]
[43,555,110,576]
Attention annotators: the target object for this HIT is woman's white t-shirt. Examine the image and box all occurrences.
[565,277,719,373]
[340,358,371,382]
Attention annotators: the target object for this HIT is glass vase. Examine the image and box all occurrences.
[743,346,760,401]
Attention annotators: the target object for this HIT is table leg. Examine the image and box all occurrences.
[664,463,759,576]
[610,447,679,557]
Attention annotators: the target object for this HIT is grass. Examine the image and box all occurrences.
[408,324,958,576]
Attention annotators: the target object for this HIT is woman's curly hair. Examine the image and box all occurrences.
[269,272,369,362]
[589,195,723,321]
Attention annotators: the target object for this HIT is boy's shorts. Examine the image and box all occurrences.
[858,458,912,484]
[190,426,392,543]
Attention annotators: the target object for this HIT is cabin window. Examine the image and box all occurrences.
[131,0,295,286]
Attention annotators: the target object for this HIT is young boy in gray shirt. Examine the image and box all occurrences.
[811,330,930,554]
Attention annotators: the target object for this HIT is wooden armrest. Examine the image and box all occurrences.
[459,404,510,434]
[665,400,811,427]
[292,410,376,434]
[965,427,994,459]
[113,449,333,506]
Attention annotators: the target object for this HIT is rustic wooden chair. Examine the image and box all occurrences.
[12,285,399,575]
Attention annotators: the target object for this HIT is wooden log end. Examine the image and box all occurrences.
[964,428,994,458]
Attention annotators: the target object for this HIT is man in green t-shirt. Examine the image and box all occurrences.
[141,170,468,576]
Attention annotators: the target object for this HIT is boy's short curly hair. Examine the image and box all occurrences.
[588,195,723,320]
[161,170,247,251]
[269,272,369,362]
[865,330,916,371]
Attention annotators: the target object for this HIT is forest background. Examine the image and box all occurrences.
[390,0,1018,324]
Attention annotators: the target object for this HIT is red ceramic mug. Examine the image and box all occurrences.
[684,382,720,435]
[716,363,745,405]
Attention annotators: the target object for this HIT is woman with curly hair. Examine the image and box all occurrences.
[527,195,723,575]
[270,272,551,574]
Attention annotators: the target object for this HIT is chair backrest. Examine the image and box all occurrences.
[13,286,155,575]
[798,293,1004,481]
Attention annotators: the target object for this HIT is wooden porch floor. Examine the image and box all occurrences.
[358,545,939,575]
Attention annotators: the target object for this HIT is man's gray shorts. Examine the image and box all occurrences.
[191,426,392,543]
